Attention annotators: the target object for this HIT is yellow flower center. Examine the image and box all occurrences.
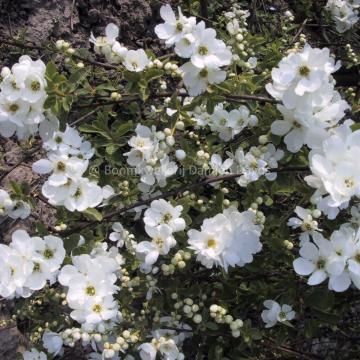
[86,285,96,296]
[31,80,41,91]
[207,239,217,248]
[43,248,54,259]
[57,161,66,171]
[298,65,310,77]
[198,46,209,56]
[92,304,102,313]
[9,104,19,113]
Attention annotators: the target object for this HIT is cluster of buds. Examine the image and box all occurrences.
[120,269,140,292]
[54,223,67,232]
[164,61,181,77]
[209,304,243,338]
[173,296,204,324]
[346,44,359,65]
[170,250,191,270]
[102,329,139,358]
[224,2,253,60]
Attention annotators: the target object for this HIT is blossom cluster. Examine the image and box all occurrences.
[267,44,350,153]
[305,124,360,219]
[33,125,113,211]
[155,5,232,95]
[58,245,122,333]
[0,188,31,219]
[188,207,263,271]
[293,224,360,292]
[0,56,50,139]
[138,318,191,360]
[191,103,258,141]
[326,0,359,33]
[125,124,178,189]
[136,199,186,272]
[0,230,65,299]
[90,23,150,72]
[227,143,284,187]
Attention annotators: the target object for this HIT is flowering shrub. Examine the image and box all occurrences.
[0,1,359,359]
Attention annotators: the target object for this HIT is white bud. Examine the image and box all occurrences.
[258,135,268,145]
[1,67,11,78]
[312,209,321,219]
[166,136,175,146]
[175,121,185,130]
[248,115,258,127]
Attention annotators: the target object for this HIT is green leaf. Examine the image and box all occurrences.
[83,208,103,221]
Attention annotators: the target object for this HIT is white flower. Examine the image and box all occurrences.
[326,0,359,33]
[23,348,47,360]
[138,342,157,360]
[124,49,150,72]
[229,147,268,187]
[293,233,332,285]
[188,208,262,271]
[287,206,321,244]
[24,259,52,291]
[109,222,127,247]
[40,235,66,272]
[125,124,177,188]
[42,331,63,356]
[271,105,308,153]
[294,224,360,292]
[266,44,340,100]
[33,153,88,186]
[155,5,196,47]
[71,295,119,325]
[6,200,31,219]
[0,245,31,298]
[136,225,176,267]
[247,57,258,69]
[0,55,47,140]
[174,33,197,58]
[261,300,295,328]
[0,190,31,219]
[90,23,119,55]
[210,154,233,176]
[305,128,360,217]
[0,189,12,215]
[181,62,226,96]
[158,338,180,360]
[58,252,120,329]
[0,230,65,299]
[190,22,232,69]
[143,199,186,233]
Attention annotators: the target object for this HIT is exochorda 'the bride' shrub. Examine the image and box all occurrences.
[0,1,359,359]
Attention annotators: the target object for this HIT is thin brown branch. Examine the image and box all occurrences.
[59,166,309,236]
[291,19,308,44]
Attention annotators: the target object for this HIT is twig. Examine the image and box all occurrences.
[0,38,119,71]
[291,19,308,44]
[70,106,102,126]
[59,167,309,236]
[70,0,76,31]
